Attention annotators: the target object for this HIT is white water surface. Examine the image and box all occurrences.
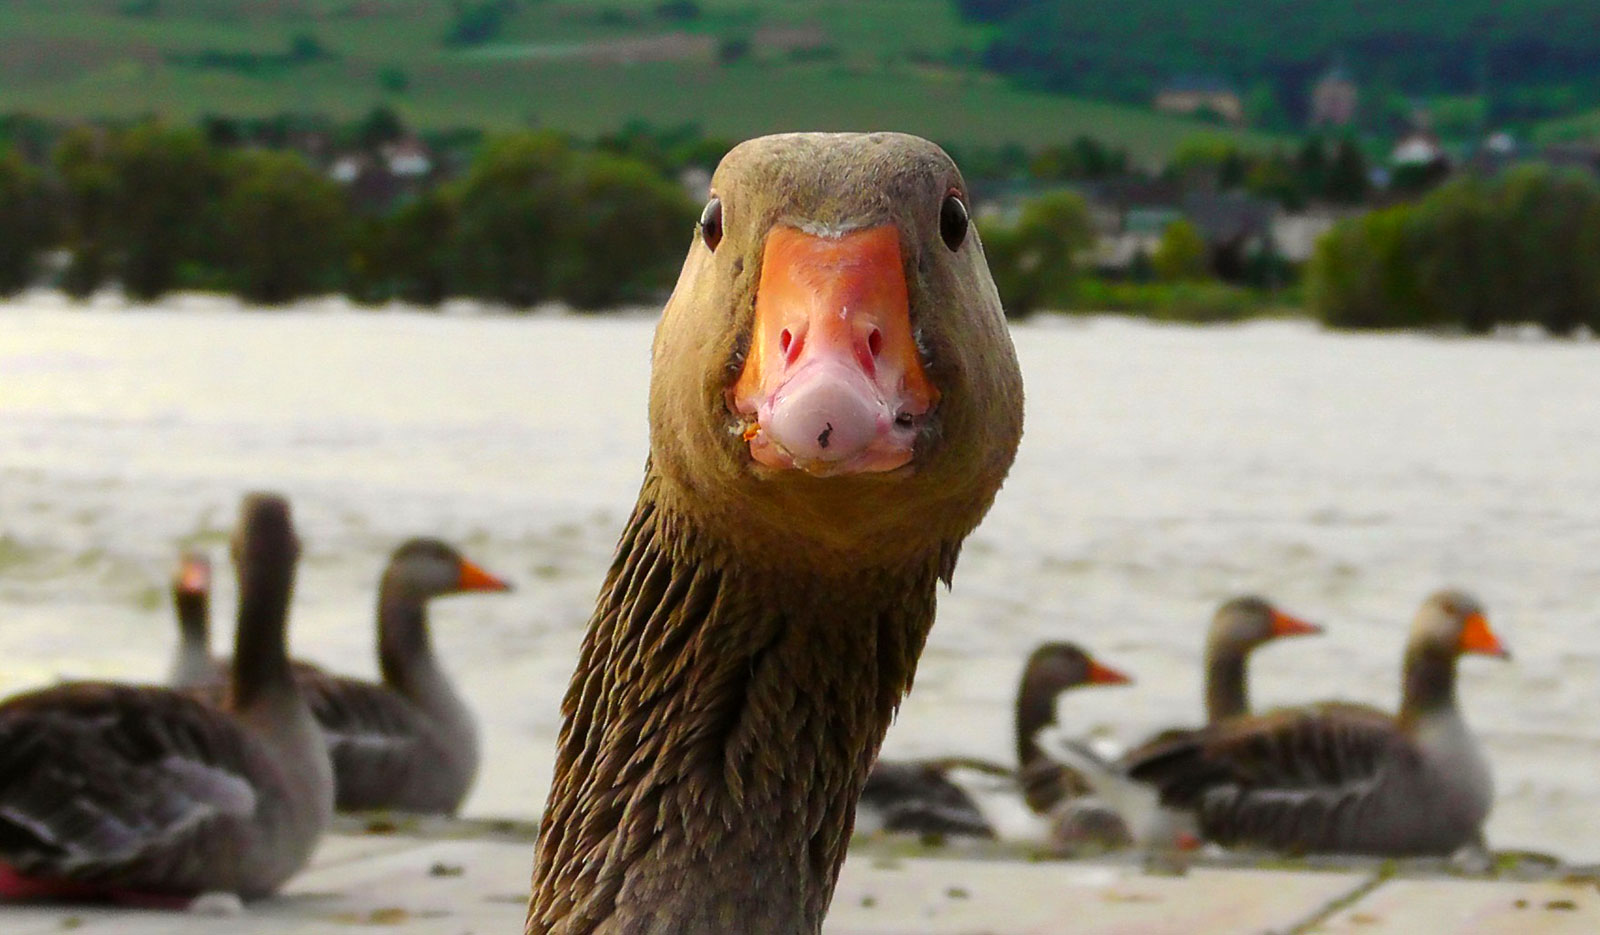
[2,293,1597,860]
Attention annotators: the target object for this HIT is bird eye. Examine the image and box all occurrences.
[700,196,723,252]
[939,190,968,251]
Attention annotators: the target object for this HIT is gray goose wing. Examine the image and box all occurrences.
[0,682,274,891]
[294,671,435,810]
[1126,703,1415,853]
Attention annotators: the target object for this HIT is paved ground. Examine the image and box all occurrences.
[6,823,1600,934]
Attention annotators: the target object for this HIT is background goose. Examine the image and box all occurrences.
[1125,589,1508,856]
[1196,595,1322,724]
[168,551,213,688]
[859,642,1131,841]
[178,538,511,815]
[1018,597,1318,846]
[0,492,331,902]
[525,132,1024,935]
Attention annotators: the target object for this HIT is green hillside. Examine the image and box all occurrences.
[0,0,1283,160]
[970,0,1600,130]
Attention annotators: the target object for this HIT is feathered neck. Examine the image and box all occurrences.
[377,582,440,694]
[527,473,946,935]
[1014,666,1062,774]
[1398,641,1459,729]
[1204,646,1250,723]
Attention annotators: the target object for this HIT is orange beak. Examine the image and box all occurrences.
[730,224,938,477]
[1085,659,1133,686]
[1457,612,1509,658]
[1269,609,1323,639]
[176,554,211,594]
[456,558,512,593]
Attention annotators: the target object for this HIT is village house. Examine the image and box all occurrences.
[1154,76,1245,126]
[1310,65,1358,128]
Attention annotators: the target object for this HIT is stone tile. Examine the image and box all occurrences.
[826,857,1370,935]
[1312,878,1600,934]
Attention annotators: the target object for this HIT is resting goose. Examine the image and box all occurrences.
[168,551,214,688]
[1125,589,1508,856]
[860,643,1131,840]
[178,539,511,814]
[1014,642,1133,815]
[0,493,331,902]
[1018,597,1318,835]
[525,132,1024,935]
[1196,595,1322,724]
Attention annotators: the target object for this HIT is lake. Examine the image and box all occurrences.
[2,292,1598,860]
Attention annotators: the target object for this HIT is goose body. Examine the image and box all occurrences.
[1016,598,1318,843]
[177,539,510,814]
[861,643,1130,841]
[0,493,331,901]
[526,132,1024,934]
[1126,590,1507,857]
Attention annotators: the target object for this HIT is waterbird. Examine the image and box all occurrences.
[177,538,511,814]
[1125,590,1508,856]
[0,493,332,903]
[524,131,1025,934]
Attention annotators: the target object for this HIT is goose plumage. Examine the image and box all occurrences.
[0,493,331,902]
[176,538,511,814]
[1125,589,1508,857]
[525,132,1024,935]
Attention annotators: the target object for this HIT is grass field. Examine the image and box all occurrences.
[0,0,1285,160]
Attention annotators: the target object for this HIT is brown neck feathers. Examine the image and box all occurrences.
[1204,649,1250,724]
[527,476,943,935]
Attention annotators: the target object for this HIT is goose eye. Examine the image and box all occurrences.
[939,190,969,251]
[699,196,723,252]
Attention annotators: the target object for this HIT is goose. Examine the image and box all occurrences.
[0,492,331,902]
[1019,597,1320,846]
[177,538,511,814]
[1194,595,1322,725]
[524,132,1025,935]
[1124,589,1509,856]
[859,643,1131,840]
[168,551,214,688]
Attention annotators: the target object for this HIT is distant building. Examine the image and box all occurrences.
[1154,76,1244,126]
[381,139,433,178]
[1309,66,1358,128]
[1391,130,1446,167]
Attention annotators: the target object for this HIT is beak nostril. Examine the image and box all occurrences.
[867,328,883,358]
[779,328,793,356]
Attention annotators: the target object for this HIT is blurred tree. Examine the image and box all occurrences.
[384,190,459,306]
[449,132,576,308]
[107,123,222,301]
[1294,135,1328,199]
[1308,206,1422,328]
[1493,165,1600,336]
[0,148,52,296]
[1411,177,1503,332]
[558,152,697,309]
[1152,218,1209,281]
[357,105,406,150]
[1171,134,1243,190]
[979,190,1096,317]
[52,127,118,298]
[218,149,349,304]
[1244,150,1306,210]
[1028,136,1127,180]
[1324,137,1370,203]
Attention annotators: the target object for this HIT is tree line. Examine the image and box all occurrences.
[0,122,697,309]
[1309,164,1600,333]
